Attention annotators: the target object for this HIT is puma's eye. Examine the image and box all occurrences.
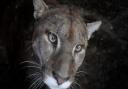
[75,44,83,52]
[48,32,57,45]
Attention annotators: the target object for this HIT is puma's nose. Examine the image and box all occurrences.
[52,71,69,85]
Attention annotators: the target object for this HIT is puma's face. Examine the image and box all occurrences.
[32,0,102,89]
[33,10,88,89]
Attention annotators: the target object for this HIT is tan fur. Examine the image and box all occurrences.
[32,1,101,89]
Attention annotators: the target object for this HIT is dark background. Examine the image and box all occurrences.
[0,0,128,89]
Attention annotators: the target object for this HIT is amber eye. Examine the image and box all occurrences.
[48,32,57,46]
[75,44,83,52]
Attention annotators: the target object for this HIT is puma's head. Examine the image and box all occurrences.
[32,0,101,89]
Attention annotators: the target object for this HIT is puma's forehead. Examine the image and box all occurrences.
[35,8,87,44]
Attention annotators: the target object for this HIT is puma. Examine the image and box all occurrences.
[14,0,102,89]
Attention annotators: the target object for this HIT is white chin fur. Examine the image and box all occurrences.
[44,75,72,89]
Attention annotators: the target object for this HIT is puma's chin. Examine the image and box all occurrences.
[44,75,72,89]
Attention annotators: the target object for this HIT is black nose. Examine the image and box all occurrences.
[52,71,69,85]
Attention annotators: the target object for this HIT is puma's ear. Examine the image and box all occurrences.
[86,21,102,39]
[33,0,48,19]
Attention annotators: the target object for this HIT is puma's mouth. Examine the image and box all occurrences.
[44,75,72,89]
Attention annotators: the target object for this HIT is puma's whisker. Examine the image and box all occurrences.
[76,71,88,75]
[70,83,77,89]
[33,78,41,89]
[19,57,32,60]
[38,80,44,89]
[26,72,41,79]
[28,77,42,89]
[70,85,75,89]
[19,61,40,66]
[73,81,82,89]
[21,65,41,69]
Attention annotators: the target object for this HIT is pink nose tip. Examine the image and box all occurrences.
[52,71,69,85]
[56,76,65,85]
